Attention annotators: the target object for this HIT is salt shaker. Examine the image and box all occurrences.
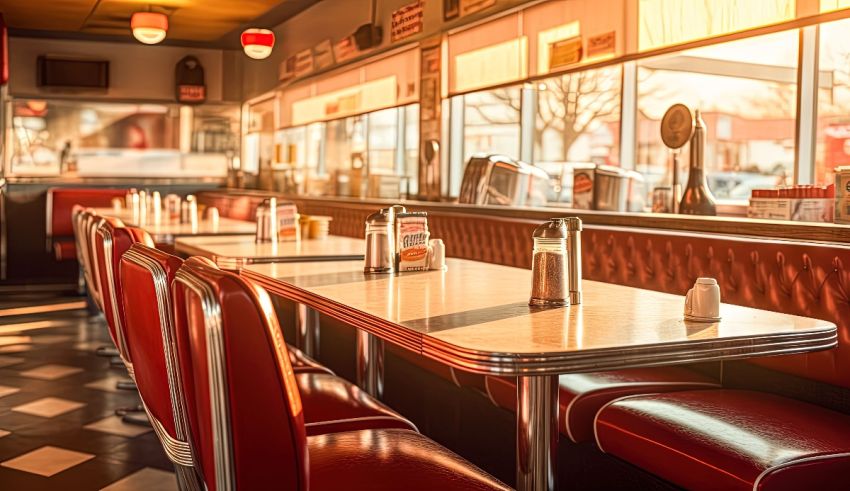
[364,209,394,273]
[529,218,569,307]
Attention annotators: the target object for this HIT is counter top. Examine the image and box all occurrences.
[208,190,850,245]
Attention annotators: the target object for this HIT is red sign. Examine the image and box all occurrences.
[178,85,206,103]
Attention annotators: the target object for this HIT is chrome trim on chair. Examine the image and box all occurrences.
[145,406,195,466]
[124,248,201,488]
[96,221,130,360]
[175,268,235,491]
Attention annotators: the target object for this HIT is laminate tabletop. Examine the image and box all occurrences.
[93,208,256,242]
[242,258,837,376]
[174,235,365,269]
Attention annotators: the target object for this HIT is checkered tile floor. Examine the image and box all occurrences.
[0,300,177,490]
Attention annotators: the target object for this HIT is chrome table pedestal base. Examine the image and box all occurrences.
[356,330,384,398]
[517,374,558,491]
[295,304,320,358]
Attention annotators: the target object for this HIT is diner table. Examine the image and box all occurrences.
[93,207,256,243]
[242,257,837,491]
[174,234,365,269]
[175,234,365,355]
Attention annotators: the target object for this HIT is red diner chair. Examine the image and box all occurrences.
[171,258,510,490]
[91,217,153,419]
[114,243,415,477]
[165,252,417,436]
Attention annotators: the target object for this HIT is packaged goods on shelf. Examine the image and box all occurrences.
[748,186,834,223]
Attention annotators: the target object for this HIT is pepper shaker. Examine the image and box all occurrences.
[529,218,569,307]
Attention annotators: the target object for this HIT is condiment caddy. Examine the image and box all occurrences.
[363,205,446,274]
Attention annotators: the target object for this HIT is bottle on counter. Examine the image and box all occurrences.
[679,110,717,216]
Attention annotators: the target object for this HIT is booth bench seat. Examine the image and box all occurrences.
[595,389,850,491]
[484,368,720,443]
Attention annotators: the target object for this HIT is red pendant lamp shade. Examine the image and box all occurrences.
[241,28,275,59]
[131,12,168,45]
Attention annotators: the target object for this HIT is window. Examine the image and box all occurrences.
[534,64,622,174]
[636,30,798,200]
[638,0,795,52]
[816,17,850,186]
[277,126,307,166]
[324,115,366,175]
[367,107,399,174]
[462,87,522,163]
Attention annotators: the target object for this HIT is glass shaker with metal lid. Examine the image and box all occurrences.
[364,209,395,273]
[529,218,569,307]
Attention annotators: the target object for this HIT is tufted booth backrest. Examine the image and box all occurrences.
[288,198,850,389]
[172,258,309,491]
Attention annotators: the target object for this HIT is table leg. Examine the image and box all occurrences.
[356,330,384,398]
[517,374,558,491]
[295,304,320,358]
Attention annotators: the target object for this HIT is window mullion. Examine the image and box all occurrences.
[795,25,819,185]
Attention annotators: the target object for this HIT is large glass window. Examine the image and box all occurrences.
[324,115,366,175]
[636,30,798,200]
[533,65,622,203]
[367,107,399,174]
[816,17,850,186]
[462,87,522,163]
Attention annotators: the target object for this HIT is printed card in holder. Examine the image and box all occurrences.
[397,212,430,271]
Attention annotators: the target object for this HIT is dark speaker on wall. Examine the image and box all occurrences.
[36,56,109,89]
[353,23,382,50]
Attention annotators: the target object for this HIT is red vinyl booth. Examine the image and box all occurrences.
[47,187,127,262]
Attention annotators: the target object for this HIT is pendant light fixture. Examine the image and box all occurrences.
[131,12,168,45]
[241,28,275,59]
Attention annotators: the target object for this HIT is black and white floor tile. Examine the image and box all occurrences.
[0,298,177,490]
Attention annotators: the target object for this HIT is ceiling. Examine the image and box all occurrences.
[0,0,321,47]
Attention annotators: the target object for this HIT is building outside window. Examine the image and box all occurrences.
[636,30,798,200]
